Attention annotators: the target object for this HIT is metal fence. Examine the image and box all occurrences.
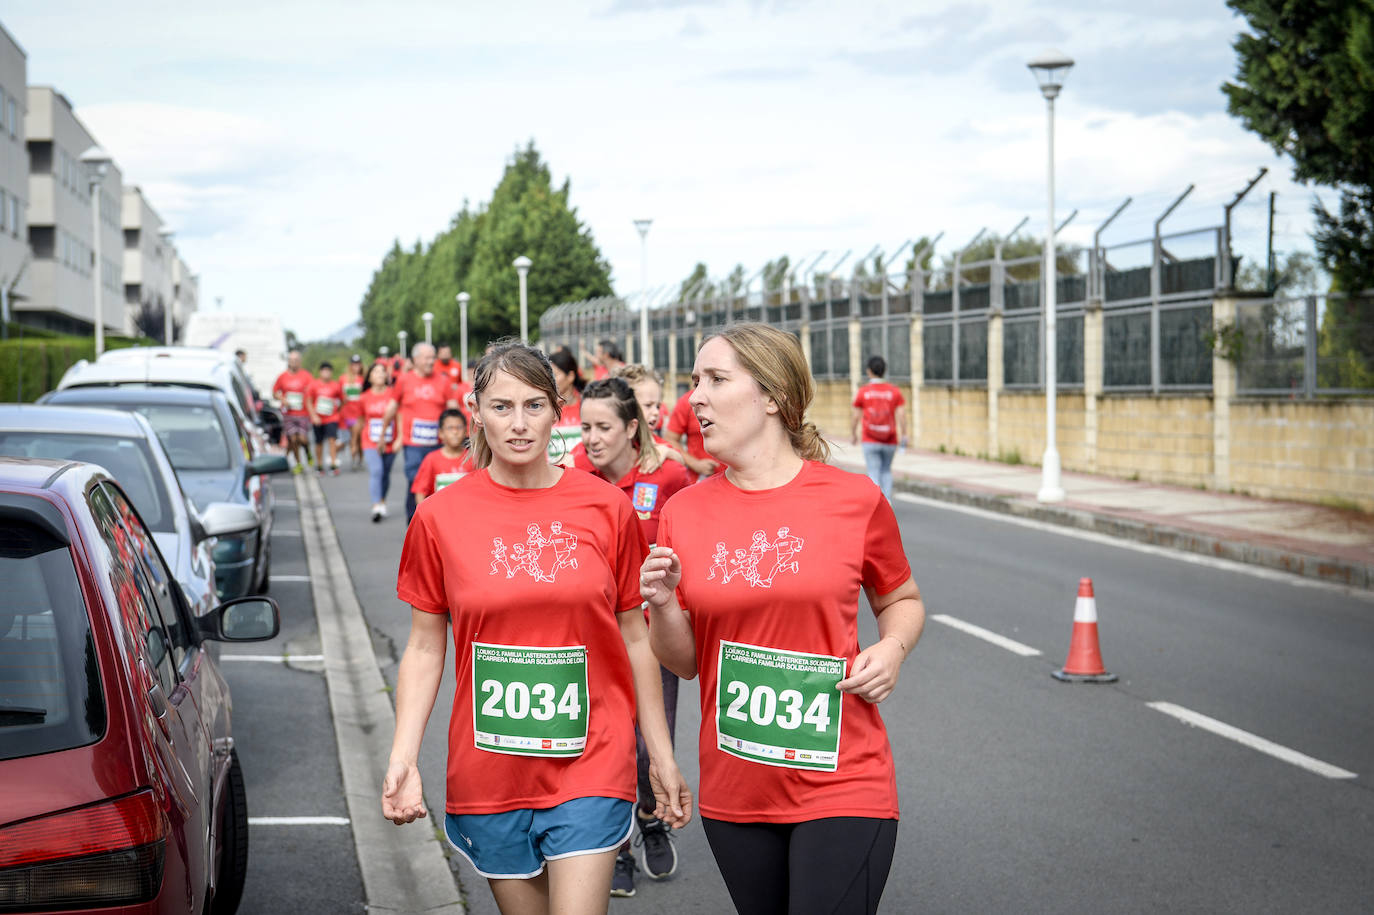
[1235,293,1374,397]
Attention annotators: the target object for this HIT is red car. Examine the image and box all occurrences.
[0,456,280,913]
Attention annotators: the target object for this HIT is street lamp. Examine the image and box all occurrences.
[513,255,532,344]
[421,311,434,345]
[456,292,470,370]
[634,218,652,366]
[398,329,408,360]
[160,228,176,345]
[1028,48,1073,503]
[80,145,113,355]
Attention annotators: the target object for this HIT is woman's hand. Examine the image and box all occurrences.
[381,760,427,825]
[648,757,694,829]
[837,635,906,704]
[640,546,682,609]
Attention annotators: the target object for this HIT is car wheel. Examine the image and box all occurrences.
[254,544,271,595]
[211,750,249,914]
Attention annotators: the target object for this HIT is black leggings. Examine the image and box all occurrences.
[703,816,898,915]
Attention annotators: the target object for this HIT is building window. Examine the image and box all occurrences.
[10,195,18,237]
[7,99,14,139]
[0,189,7,232]
[0,88,6,134]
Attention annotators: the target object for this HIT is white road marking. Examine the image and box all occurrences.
[931,614,1042,657]
[221,654,325,663]
[894,492,1374,600]
[270,574,312,582]
[249,816,351,826]
[274,499,299,507]
[1147,701,1357,780]
[273,529,302,537]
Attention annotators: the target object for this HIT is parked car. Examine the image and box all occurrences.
[38,388,290,597]
[0,455,280,913]
[0,405,258,616]
[56,351,271,451]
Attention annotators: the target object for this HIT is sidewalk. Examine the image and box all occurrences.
[826,439,1374,591]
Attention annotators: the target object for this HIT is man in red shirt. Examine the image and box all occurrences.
[272,349,314,472]
[850,355,908,500]
[666,392,720,481]
[382,341,460,522]
[308,361,346,475]
[435,344,462,384]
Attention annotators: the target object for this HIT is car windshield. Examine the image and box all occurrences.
[0,522,105,761]
[0,434,174,532]
[133,404,233,471]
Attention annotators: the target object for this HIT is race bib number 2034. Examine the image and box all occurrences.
[472,642,588,757]
[716,640,845,771]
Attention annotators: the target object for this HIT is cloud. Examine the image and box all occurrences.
[600,0,722,15]
[709,65,812,81]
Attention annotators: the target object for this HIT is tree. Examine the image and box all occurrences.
[131,295,180,344]
[677,262,714,301]
[1224,0,1374,387]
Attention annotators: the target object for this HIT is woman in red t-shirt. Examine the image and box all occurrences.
[357,363,397,522]
[383,342,691,913]
[639,323,926,915]
[579,377,691,891]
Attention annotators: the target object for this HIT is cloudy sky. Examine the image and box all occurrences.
[7,0,1321,340]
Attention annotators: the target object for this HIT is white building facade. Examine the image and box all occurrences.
[0,24,28,323]
[24,86,124,335]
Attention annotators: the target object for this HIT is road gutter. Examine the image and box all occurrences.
[296,472,464,914]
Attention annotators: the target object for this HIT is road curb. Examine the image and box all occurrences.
[296,473,465,914]
[833,458,1374,592]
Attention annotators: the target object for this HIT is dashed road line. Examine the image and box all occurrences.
[272,529,302,537]
[250,816,351,826]
[931,613,1042,657]
[269,574,312,582]
[221,654,325,664]
[1147,701,1357,780]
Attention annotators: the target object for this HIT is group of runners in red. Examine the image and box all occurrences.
[380,324,927,915]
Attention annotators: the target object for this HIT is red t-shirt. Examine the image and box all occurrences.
[273,369,314,417]
[589,459,690,546]
[389,371,459,448]
[396,469,649,815]
[666,395,709,462]
[658,461,912,823]
[358,389,396,452]
[411,448,477,497]
[852,382,905,445]
[340,371,366,422]
[436,358,463,384]
[308,378,345,422]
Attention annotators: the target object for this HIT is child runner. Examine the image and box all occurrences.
[341,354,368,470]
[639,323,926,915]
[308,361,345,475]
[548,346,585,466]
[383,342,692,915]
[272,348,314,472]
[849,355,908,500]
[577,377,692,897]
[358,363,397,522]
[411,409,476,506]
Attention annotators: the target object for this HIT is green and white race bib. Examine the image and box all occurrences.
[716,640,845,772]
[434,471,465,491]
[472,642,588,757]
[549,426,581,462]
[284,391,304,411]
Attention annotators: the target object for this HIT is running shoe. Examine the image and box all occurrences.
[610,851,637,897]
[291,464,303,475]
[317,466,325,475]
[371,505,382,523]
[378,504,388,518]
[636,816,678,880]
[331,465,341,476]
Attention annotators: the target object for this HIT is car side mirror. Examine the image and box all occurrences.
[199,502,259,539]
[201,596,280,642]
[246,454,290,475]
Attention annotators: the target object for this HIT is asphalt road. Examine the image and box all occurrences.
[249,465,1374,913]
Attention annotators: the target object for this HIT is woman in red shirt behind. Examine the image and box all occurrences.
[639,323,926,915]
[383,342,691,915]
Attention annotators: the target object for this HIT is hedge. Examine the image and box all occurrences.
[0,333,151,403]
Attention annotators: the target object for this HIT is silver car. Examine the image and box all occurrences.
[0,405,259,619]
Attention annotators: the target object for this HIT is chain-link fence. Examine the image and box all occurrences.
[1235,293,1374,397]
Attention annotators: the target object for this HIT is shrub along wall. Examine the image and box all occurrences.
[0,331,148,402]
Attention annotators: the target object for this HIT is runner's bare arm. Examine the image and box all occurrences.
[382,608,449,825]
[641,546,697,679]
[851,406,863,445]
[896,403,909,448]
[838,576,924,704]
[382,399,399,428]
[619,610,693,829]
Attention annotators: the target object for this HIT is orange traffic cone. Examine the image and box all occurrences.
[1051,578,1117,683]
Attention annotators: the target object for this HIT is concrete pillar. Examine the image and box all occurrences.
[987,310,1003,458]
[800,322,812,372]
[848,316,863,398]
[1212,295,1236,490]
[623,331,635,367]
[909,314,923,446]
[1083,302,1104,473]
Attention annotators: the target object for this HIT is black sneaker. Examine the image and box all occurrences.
[610,850,636,897]
[636,816,678,880]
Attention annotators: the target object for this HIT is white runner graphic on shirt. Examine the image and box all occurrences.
[488,521,580,583]
[705,527,805,589]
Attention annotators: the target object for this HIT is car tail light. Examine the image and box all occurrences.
[0,790,169,910]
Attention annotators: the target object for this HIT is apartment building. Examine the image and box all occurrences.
[0,24,27,317]
[122,184,178,338]
[170,251,198,331]
[24,85,124,335]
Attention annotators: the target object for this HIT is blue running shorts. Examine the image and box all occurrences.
[444,797,634,879]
